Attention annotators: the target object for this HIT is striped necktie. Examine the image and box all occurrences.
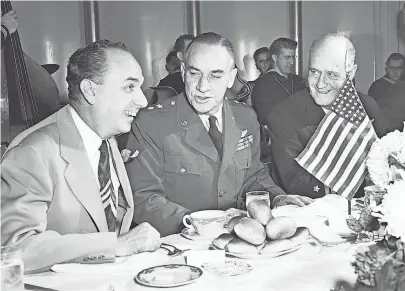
[98,140,116,232]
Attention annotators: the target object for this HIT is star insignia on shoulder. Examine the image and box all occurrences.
[313,185,320,192]
[156,104,163,108]
[147,106,154,110]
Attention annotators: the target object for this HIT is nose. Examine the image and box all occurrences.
[196,76,210,92]
[316,73,327,89]
[134,88,148,108]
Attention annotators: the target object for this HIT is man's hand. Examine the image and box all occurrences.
[272,194,314,208]
[116,222,161,257]
[1,10,20,35]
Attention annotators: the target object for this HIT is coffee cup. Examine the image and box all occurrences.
[182,210,227,237]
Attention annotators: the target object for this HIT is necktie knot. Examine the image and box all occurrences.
[208,115,217,129]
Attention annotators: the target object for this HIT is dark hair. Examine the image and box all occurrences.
[66,39,130,103]
[185,32,236,63]
[386,53,405,65]
[253,47,269,61]
[166,51,178,64]
[174,34,195,53]
[269,37,297,57]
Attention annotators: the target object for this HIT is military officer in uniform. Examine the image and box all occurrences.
[124,32,313,236]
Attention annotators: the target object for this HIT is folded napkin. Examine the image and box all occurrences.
[51,251,171,275]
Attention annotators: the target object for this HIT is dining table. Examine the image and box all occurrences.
[23,196,366,291]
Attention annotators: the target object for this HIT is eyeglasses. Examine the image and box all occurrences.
[256,59,271,64]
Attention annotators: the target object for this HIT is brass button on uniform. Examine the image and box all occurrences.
[219,190,225,197]
[180,168,186,173]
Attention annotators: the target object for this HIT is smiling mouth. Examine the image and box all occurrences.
[124,110,138,117]
[195,96,211,103]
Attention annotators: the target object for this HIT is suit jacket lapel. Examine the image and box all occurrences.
[305,93,325,132]
[57,106,108,232]
[176,94,221,164]
[219,100,242,176]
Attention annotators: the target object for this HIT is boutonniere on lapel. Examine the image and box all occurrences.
[120,149,139,163]
[236,129,253,152]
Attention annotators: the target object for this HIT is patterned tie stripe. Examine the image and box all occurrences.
[98,140,117,231]
[296,77,377,200]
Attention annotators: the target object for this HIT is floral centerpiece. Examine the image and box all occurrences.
[336,125,405,291]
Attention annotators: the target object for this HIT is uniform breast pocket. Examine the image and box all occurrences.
[163,153,202,204]
[233,148,252,192]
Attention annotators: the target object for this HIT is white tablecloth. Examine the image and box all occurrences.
[24,235,359,291]
[24,196,362,291]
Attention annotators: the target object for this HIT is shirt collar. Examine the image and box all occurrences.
[70,106,103,155]
[198,102,224,132]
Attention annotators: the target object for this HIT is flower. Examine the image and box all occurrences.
[366,129,405,187]
[378,181,405,243]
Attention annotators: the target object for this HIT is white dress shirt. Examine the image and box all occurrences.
[70,107,119,206]
[198,103,223,133]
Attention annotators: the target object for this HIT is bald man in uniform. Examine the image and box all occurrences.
[124,32,313,236]
[267,33,388,199]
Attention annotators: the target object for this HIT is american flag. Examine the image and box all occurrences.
[296,77,377,200]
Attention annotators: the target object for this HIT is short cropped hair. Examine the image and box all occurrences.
[253,47,269,61]
[185,32,236,64]
[386,53,405,65]
[269,37,297,57]
[166,51,178,64]
[66,39,130,103]
[174,34,195,53]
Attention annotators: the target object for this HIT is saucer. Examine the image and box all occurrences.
[135,264,202,287]
[201,259,252,277]
[181,228,226,242]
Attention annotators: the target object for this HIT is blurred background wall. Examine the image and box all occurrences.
[11,1,403,104]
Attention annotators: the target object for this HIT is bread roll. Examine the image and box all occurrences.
[247,200,272,225]
[266,216,297,240]
[225,238,259,254]
[260,239,295,254]
[212,233,235,250]
[234,217,266,246]
[227,216,244,234]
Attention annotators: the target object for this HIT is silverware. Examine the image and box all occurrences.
[25,283,59,291]
[159,243,190,256]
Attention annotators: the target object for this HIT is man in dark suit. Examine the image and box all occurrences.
[251,37,307,125]
[1,40,161,273]
[124,32,313,236]
[267,34,388,198]
[157,34,195,94]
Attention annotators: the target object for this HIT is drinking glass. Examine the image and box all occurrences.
[1,246,24,291]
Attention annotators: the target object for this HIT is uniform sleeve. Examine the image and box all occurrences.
[251,79,271,125]
[1,145,118,273]
[125,122,189,236]
[267,109,326,199]
[239,110,286,205]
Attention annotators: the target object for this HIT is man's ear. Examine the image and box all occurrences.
[348,64,358,80]
[227,66,238,88]
[177,52,183,62]
[180,62,186,82]
[271,54,277,63]
[79,79,97,105]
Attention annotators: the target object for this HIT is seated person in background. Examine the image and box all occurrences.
[226,69,253,106]
[267,33,388,199]
[124,32,313,236]
[157,51,182,94]
[368,53,404,104]
[251,37,306,125]
[157,34,195,94]
[252,47,271,82]
[378,81,405,132]
[1,40,161,273]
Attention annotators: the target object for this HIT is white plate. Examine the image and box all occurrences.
[134,264,203,288]
[201,260,252,277]
[211,243,302,260]
[181,228,226,242]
